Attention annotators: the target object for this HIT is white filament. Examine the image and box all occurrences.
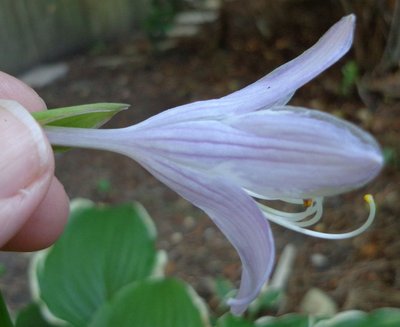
[256,195,376,240]
[258,197,323,222]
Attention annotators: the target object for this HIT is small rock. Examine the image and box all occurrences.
[203,0,222,10]
[311,253,329,269]
[19,62,68,88]
[270,244,296,290]
[156,39,179,52]
[300,288,338,316]
[204,227,216,241]
[188,0,222,11]
[167,25,200,38]
[92,56,142,69]
[158,240,170,249]
[183,216,196,229]
[170,232,183,244]
[175,11,218,25]
[356,108,373,126]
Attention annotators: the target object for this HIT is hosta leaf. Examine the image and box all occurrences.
[314,308,400,327]
[255,313,310,327]
[90,278,209,327]
[15,303,59,327]
[31,200,160,327]
[0,288,13,327]
[216,314,255,327]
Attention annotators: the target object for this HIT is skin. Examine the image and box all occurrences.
[0,71,69,251]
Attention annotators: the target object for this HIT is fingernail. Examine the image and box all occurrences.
[0,100,52,198]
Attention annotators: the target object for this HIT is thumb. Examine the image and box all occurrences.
[0,100,54,247]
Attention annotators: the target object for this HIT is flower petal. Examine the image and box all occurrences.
[136,155,275,315]
[127,104,382,199]
[45,124,276,314]
[223,105,383,197]
[132,15,355,131]
[219,14,355,113]
[45,100,383,201]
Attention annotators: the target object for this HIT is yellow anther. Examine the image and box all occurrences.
[363,194,373,204]
[303,199,313,208]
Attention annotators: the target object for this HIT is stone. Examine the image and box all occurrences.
[300,288,338,316]
[19,62,69,88]
[167,25,200,38]
[311,253,329,269]
[175,11,218,25]
[270,244,297,290]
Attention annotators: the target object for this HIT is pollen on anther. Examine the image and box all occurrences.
[363,194,373,204]
[303,199,313,207]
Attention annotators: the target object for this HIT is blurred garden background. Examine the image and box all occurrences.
[1,0,399,319]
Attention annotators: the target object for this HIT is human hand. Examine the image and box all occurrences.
[0,71,69,251]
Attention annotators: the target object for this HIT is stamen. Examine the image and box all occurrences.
[260,194,376,240]
[257,198,321,222]
[295,200,323,227]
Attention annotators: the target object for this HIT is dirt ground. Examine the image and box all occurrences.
[1,0,399,318]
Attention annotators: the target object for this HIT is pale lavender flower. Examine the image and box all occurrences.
[40,15,382,315]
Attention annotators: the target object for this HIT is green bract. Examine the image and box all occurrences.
[32,103,129,128]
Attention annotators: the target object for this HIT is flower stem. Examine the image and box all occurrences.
[45,126,119,152]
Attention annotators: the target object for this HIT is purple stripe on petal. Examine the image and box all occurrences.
[128,104,382,199]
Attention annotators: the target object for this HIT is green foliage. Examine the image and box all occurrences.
[254,308,400,327]
[216,314,255,327]
[248,288,283,318]
[32,200,161,327]
[10,200,400,327]
[143,0,176,40]
[90,279,208,327]
[95,178,112,195]
[383,147,399,168]
[88,41,108,56]
[214,277,235,309]
[0,288,14,327]
[256,313,311,327]
[27,200,210,327]
[15,303,58,327]
[313,308,400,327]
[214,277,283,318]
[341,60,359,96]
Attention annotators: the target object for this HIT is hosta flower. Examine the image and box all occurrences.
[41,15,382,315]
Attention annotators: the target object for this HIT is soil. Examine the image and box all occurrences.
[1,0,399,318]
